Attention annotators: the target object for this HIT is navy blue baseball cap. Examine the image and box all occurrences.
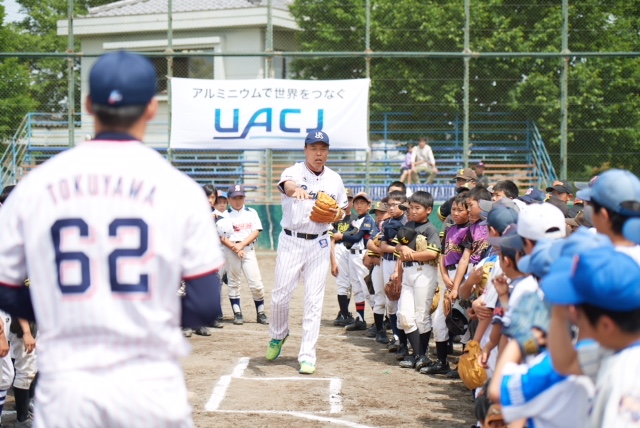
[305,131,330,145]
[227,184,246,198]
[485,205,519,235]
[542,246,640,311]
[518,188,546,205]
[89,51,157,107]
[487,223,524,252]
[575,169,640,216]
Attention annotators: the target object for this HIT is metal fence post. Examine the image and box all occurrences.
[462,0,470,168]
[167,0,173,150]
[266,0,273,78]
[365,0,371,193]
[67,0,75,148]
[266,148,273,203]
[560,0,569,180]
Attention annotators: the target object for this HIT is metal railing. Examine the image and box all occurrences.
[1,111,559,197]
[530,121,559,188]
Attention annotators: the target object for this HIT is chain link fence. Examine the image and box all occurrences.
[1,0,639,198]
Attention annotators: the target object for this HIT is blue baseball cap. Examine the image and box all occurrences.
[542,246,640,311]
[624,218,640,244]
[479,197,519,222]
[518,227,611,277]
[576,169,640,216]
[89,51,157,107]
[487,223,524,252]
[486,205,519,235]
[227,184,246,198]
[305,131,330,145]
[518,188,546,205]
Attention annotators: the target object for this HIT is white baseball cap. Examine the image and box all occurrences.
[517,203,567,241]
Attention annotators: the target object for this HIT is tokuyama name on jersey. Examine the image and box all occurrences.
[46,175,156,206]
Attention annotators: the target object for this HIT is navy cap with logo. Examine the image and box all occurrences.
[227,184,246,198]
[89,51,157,108]
[305,131,330,146]
[518,188,546,205]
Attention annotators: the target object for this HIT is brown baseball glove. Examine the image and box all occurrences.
[430,285,441,314]
[476,261,495,296]
[384,277,401,301]
[443,290,452,317]
[458,340,488,390]
[310,192,342,223]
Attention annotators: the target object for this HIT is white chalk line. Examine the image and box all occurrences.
[329,378,343,413]
[204,356,250,411]
[211,409,373,428]
[205,356,347,421]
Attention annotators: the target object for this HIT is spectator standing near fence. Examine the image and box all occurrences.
[475,161,489,189]
[412,138,438,184]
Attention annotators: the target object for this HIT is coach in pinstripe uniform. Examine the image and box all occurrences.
[265,131,348,375]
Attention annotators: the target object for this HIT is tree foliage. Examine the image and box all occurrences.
[0,0,112,140]
[289,0,640,174]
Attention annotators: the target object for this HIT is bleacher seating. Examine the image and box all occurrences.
[6,112,555,199]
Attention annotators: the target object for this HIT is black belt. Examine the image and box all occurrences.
[383,253,397,261]
[350,249,365,254]
[403,261,426,268]
[284,229,328,240]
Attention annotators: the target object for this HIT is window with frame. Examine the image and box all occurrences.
[151,50,215,94]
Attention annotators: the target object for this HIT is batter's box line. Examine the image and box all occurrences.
[211,409,375,428]
[205,357,343,414]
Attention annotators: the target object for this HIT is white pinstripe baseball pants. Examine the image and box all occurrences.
[34,363,192,428]
[335,243,351,297]
[371,263,387,315]
[382,259,398,315]
[270,232,331,365]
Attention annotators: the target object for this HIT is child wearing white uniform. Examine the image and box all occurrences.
[0,311,13,422]
[217,184,268,326]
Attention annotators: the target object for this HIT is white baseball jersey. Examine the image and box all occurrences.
[224,206,263,242]
[278,162,348,234]
[0,139,224,376]
[270,161,347,366]
[589,343,640,428]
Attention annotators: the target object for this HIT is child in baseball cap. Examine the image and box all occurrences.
[542,246,640,428]
[576,169,640,262]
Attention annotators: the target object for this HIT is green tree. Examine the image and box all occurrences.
[289,0,640,174]
[0,0,114,142]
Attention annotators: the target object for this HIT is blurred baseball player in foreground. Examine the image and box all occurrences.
[0,51,224,427]
[266,131,348,375]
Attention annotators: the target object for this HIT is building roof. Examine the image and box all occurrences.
[87,0,293,18]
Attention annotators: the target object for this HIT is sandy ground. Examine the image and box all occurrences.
[185,252,475,428]
[0,252,475,428]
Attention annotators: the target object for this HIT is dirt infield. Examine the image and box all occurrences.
[185,252,475,428]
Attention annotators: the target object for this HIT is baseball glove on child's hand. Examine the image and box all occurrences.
[430,285,441,314]
[385,277,402,301]
[458,340,488,390]
[310,192,342,223]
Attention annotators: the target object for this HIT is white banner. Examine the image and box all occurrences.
[169,78,370,150]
